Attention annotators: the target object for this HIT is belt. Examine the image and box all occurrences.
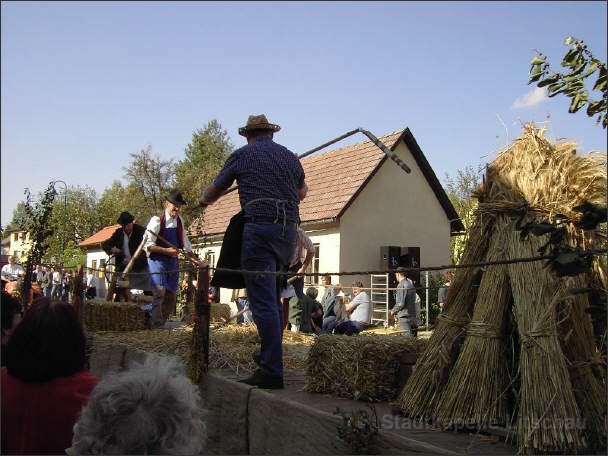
[245,216,297,225]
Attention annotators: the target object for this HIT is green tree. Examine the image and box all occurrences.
[44,185,100,265]
[529,37,607,128]
[175,119,233,222]
[123,145,175,215]
[20,183,56,304]
[444,165,483,264]
[7,202,30,231]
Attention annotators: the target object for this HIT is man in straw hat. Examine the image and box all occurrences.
[102,211,151,300]
[145,190,198,328]
[200,114,308,389]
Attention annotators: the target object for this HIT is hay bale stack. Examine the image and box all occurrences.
[84,299,148,331]
[396,124,606,454]
[305,335,427,402]
[90,325,315,383]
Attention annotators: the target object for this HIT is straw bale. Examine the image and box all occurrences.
[210,303,231,321]
[84,299,148,331]
[305,334,427,402]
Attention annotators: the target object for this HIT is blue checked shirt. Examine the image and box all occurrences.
[213,138,305,223]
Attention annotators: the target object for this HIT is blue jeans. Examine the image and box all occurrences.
[334,320,366,336]
[322,316,339,334]
[241,222,296,378]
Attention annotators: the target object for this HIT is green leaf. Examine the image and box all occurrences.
[587,100,605,116]
[530,55,547,65]
[564,37,576,45]
[529,71,543,83]
[592,71,607,91]
[562,49,580,67]
[568,92,588,113]
[537,75,560,87]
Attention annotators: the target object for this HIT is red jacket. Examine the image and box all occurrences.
[1,367,99,455]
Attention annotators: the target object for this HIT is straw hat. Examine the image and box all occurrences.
[238,114,281,137]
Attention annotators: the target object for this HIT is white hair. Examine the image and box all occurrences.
[72,354,206,455]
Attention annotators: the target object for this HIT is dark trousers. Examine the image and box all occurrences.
[334,320,366,336]
[242,222,296,378]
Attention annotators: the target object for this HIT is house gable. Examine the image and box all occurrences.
[189,127,464,238]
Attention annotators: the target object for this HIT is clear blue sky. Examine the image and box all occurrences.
[2,1,607,227]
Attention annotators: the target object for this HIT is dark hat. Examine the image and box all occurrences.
[166,189,187,206]
[116,211,135,226]
[238,114,281,137]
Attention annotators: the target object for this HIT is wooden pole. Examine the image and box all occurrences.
[194,265,210,372]
[73,264,84,326]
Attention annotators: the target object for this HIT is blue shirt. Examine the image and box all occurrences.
[213,138,305,222]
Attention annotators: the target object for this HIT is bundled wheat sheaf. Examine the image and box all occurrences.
[397,124,606,454]
[304,335,427,402]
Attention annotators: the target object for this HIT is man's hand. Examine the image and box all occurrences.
[166,247,179,258]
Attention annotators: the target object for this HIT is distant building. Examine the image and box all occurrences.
[78,224,121,299]
[4,228,32,263]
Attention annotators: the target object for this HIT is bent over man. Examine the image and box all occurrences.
[145,190,196,328]
[200,114,307,389]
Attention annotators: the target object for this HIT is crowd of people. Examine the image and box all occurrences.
[1,294,207,454]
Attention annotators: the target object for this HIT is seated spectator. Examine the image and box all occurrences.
[322,285,346,334]
[320,274,334,317]
[71,354,207,455]
[1,291,23,366]
[1,298,100,455]
[299,287,323,334]
[334,281,372,336]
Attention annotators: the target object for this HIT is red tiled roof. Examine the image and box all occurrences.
[189,130,402,237]
[78,224,120,249]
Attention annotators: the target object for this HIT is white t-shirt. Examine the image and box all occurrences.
[1,263,25,280]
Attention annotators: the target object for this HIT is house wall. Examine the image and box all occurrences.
[340,140,451,289]
[8,230,31,261]
[86,249,109,298]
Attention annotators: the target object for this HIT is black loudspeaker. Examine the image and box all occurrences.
[399,247,421,286]
[380,246,401,307]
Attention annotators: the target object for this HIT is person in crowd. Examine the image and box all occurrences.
[33,264,44,285]
[1,291,23,366]
[282,282,297,330]
[1,255,25,284]
[232,288,251,325]
[438,270,453,313]
[145,190,199,328]
[62,270,73,301]
[298,286,324,334]
[51,266,63,298]
[42,265,53,297]
[71,354,206,455]
[288,226,314,299]
[390,267,418,337]
[102,211,151,300]
[322,285,346,334]
[85,268,97,299]
[334,281,372,336]
[200,114,307,389]
[1,298,100,454]
[320,274,334,316]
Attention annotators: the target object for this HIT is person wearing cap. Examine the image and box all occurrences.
[102,211,150,300]
[199,114,308,389]
[390,267,418,337]
[145,190,196,328]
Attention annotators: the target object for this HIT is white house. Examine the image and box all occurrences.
[78,224,121,299]
[188,127,464,305]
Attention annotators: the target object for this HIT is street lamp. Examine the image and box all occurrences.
[51,180,67,254]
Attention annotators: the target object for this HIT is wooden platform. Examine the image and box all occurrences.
[89,340,517,455]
